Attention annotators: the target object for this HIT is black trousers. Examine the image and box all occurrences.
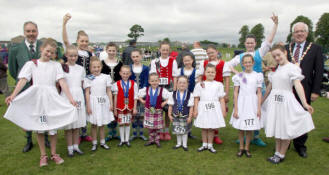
[293,133,308,152]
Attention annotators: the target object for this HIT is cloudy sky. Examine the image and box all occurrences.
[0,0,328,44]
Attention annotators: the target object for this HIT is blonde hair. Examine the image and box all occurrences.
[120,65,131,72]
[65,45,78,54]
[89,56,102,68]
[40,38,57,49]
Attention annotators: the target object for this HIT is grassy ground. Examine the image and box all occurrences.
[1,53,329,175]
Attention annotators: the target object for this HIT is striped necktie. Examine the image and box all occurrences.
[293,44,301,63]
[29,44,35,56]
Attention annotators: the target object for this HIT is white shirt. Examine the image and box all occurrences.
[223,41,271,74]
[112,80,139,100]
[150,57,179,77]
[25,39,36,52]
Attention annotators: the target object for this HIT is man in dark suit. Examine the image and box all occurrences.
[285,22,324,158]
[8,21,49,153]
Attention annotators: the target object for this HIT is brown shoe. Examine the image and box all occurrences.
[322,137,329,143]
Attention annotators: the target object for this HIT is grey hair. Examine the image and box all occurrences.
[23,21,38,31]
[292,22,308,33]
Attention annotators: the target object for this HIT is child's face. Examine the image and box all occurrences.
[66,49,78,64]
[159,44,170,58]
[120,67,131,80]
[206,48,218,61]
[271,49,287,65]
[242,56,254,72]
[204,67,216,81]
[183,56,193,68]
[177,78,188,91]
[90,61,102,76]
[244,38,256,52]
[77,35,89,50]
[149,75,159,87]
[40,45,56,61]
[106,46,117,58]
[131,51,142,64]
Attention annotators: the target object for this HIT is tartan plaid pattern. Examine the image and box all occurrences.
[144,108,163,129]
[172,114,190,134]
[148,129,160,143]
[117,109,132,125]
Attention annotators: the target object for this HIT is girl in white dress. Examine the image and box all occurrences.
[262,44,314,164]
[193,64,227,153]
[61,45,86,157]
[230,54,263,158]
[5,39,77,167]
[84,58,114,151]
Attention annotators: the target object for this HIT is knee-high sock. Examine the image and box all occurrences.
[26,131,32,143]
[138,119,144,136]
[155,129,160,143]
[149,129,155,142]
[177,135,182,146]
[182,134,188,147]
[124,126,130,142]
[81,127,88,137]
[254,130,260,139]
[119,126,125,142]
[132,121,138,136]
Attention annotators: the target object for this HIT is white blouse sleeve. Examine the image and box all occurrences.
[112,82,118,94]
[167,92,174,105]
[232,74,240,87]
[187,93,194,107]
[138,87,147,98]
[83,78,92,89]
[133,83,139,100]
[222,62,231,77]
[18,61,33,81]
[162,88,170,99]
[193,83,201,97]
[81,68,86,81]
[197,60,205,77]
[217,82,226,98]
[55,62,65,81]
[289,64,304,82]
[256,73,264,87]
[172,60,179,77]
[106,75,113,87]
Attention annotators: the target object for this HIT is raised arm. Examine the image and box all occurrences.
[62,13,72,48]
[266,13,278,44]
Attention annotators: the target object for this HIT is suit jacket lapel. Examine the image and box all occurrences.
[21,40,32,60]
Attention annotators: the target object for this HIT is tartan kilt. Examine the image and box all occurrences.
[117,109,133,125]
[172,114,190,135]
[144,108,163,129]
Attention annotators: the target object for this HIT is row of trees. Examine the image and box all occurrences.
[128,13,329,53]
[238,13,329,53]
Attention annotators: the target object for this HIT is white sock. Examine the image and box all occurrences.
[73,144,79,150]
[68,145,73,152]
[100,139,105,145]
[92,140,97,145]
[202,142,207,147]
[278,153,285,158]
[177,135,182,146]
[182,134,188,147]
[119,126,125,142]
[208,143,213,148]
[124,126,130,142]
[275,151,280,156]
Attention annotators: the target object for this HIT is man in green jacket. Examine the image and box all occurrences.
[8,21,49,153]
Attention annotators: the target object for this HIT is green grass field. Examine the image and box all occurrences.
[1,53,329,175]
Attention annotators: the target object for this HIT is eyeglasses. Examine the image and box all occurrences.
[293,30,307,34]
